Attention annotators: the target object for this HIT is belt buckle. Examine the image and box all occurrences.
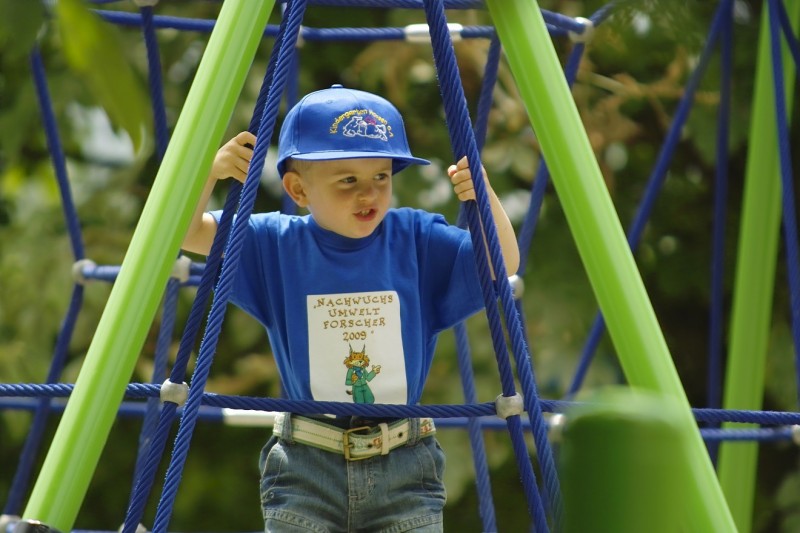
[342,426,372,461]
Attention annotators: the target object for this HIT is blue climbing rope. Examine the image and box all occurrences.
[705,0,734,464]
[150,0,309,529]
[7,2,800,531]
[567,1,737,397]
[767,0,800,411]
[121,5,300,531]
[2,47,88,518]
[450,32,504,533]
[421,1,561,530]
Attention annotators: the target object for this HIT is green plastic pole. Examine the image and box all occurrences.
[560,389,689,533]
[717,3,800,531]
[485,1,735,530]
[21,1,274,530]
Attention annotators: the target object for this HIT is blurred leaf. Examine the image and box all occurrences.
[0,0,46,63]
[55,0,150,152]
[606,0,713,53]
[775,471,800,533]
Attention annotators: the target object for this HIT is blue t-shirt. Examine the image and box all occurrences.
[212,207,484,404]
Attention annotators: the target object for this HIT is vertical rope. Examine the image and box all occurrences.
[706,0,734,463]
[121,6,299,531]
[150,1,307,529]
[140,5,170,160]
[451,33,503,532]
[281,46,302,215]
[567,2,734,396]
[454,323,498,531]
[777,0,800,66]
[127,278,179,508]
[125,2,177,509]
[767,0,800,407]
[515,38,586,403]
[472,33,500,154]
[421,1,560,529]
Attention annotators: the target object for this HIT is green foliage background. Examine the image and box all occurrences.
[1,0,799,531]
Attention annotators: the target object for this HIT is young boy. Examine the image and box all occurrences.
[182,85,519,532]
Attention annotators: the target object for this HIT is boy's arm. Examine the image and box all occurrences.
[448,156,520,277]
[182,131,256,255]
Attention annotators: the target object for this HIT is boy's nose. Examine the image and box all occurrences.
[357,183,378,201]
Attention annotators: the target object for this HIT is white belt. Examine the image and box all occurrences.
[273,413,436,461]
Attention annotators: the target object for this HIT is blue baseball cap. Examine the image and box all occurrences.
[277,85,430,177]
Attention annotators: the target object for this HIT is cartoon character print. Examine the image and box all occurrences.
[344,344,381,404]
[342,115,388,141]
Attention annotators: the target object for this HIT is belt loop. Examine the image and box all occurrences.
[405,418,421,447]
[275,412,295,444]
[378,423,390,455]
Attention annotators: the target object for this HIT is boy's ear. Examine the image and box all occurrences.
[282,171,309,208]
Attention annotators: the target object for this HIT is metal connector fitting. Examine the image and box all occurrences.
[72,259,97,285]
[508,274,524,300]
[568,17,595,44]
[547,413,567,443]
[160,379,189,406]
[117,523,148,533]
[405,23,464,44]
[495,393,524,419]
[171,255,192,283]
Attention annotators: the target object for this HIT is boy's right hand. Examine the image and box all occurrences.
[210,131,256,183]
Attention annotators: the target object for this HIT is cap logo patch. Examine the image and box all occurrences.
[330,108,393,142]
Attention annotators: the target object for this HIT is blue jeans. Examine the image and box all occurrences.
[259,415,446,532]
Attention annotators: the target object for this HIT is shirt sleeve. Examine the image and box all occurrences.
[209,210,273,329]
[422,213,486,333]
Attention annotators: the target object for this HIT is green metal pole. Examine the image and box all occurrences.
[485,1,735,530]
[560,389,689,533]
[717,3,800,531]
[21,1,275,530]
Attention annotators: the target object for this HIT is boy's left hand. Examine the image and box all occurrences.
[448,156,486,202]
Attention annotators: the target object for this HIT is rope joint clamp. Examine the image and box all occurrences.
[495,393,524,419]
[405,23,464,44]
[160,379,189,406]
[72,259,97,285]
[568,17,595,44]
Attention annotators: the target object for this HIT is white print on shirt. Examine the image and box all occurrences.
[307,291,406,404]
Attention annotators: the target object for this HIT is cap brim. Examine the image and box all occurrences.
[292,151,430,171]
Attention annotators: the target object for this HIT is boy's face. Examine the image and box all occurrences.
[283,158,393,239]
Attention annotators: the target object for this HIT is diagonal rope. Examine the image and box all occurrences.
[767,0,800,409]
[2,48,87,516]
[125,3,179,516]
[705,0,734,464]
[150,1,308,530]
[567,1,736,397]
[451,32,504,533]
[421,0,561,529]
[121,8,300,533]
